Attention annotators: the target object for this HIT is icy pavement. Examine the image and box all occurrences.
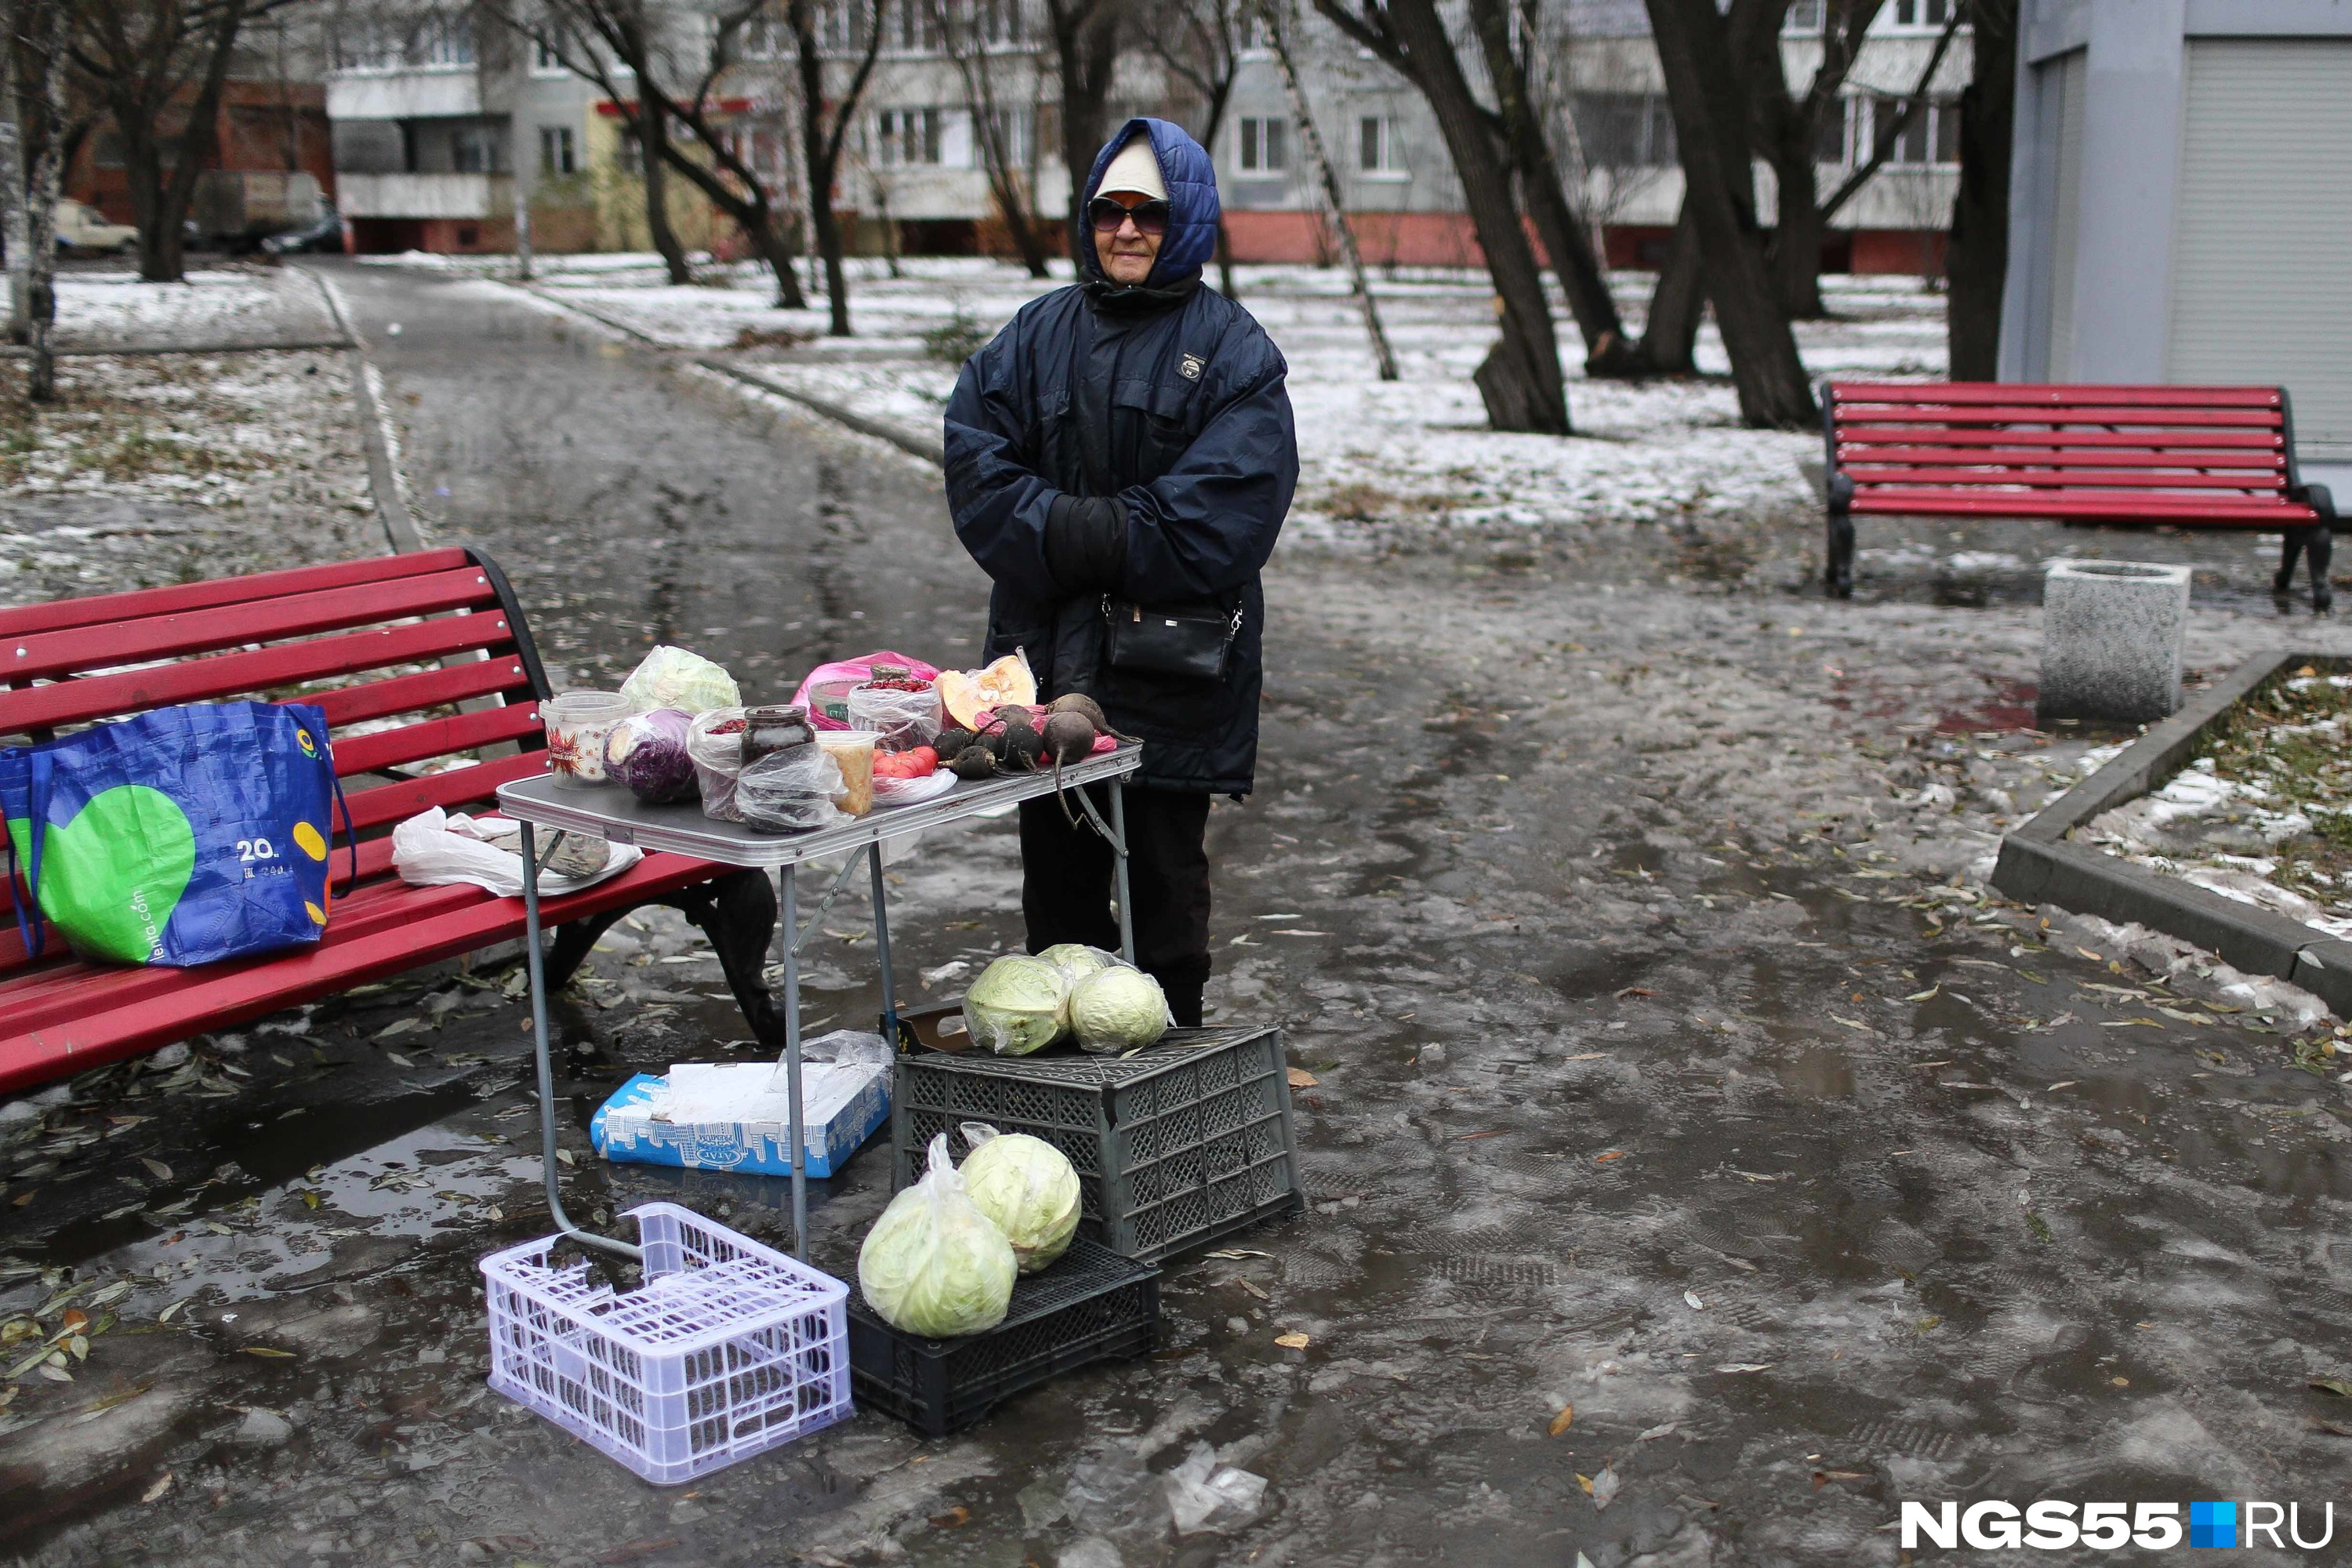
[10,263,2352,1566]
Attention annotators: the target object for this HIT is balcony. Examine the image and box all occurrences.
[339,172,510,220]
[327,70,481,121]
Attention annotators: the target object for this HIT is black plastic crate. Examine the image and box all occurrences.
[891,1024,1303,1262]
[846,1238,1159,1437]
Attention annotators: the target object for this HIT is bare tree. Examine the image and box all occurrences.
[1042,0,1117,254]
[1642,0,1813,426]
[1314,0,1569,434]
[1944,0,2012,379]
[20,0,66,396]
[1142,0,1239,296]
[1740,0,1881,318]
[783,0,882,330]
[1462,0,1642,376]
[0,0,31,339]
[71,0,267,282]
[931,0,1051,277]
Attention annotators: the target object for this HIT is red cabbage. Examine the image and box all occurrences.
[603,708,699,804]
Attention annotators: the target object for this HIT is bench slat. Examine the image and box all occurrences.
[307,655,535,728]
[0,549,475,641]
[1835,426,2285,452]
[0,614,527,737]
[331,702,542,779]
[340,751,548,833]
[1847,466,2293,492]
[1831,405,2284,430]
[0,850,732,1095]
[1831,381,2285,408]
[1838,445,2286,473]
[1850,490,2319,521]
[2,568,506,684]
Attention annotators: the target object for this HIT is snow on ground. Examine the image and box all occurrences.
[397,251,1947,539]
[51,263,341,350]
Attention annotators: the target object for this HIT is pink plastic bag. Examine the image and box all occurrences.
[790,652,944,732]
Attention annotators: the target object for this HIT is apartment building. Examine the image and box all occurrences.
[323,0,1969,274]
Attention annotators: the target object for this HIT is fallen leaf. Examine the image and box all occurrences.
[203,1221,231,1236]
[1636,1422,1678,1442]
[1565,1051,1608,1062]
[2313,1420,2352,1438]
[385,1051,414,1068]
[66,1334,87,1361]
[1615,987,1657,1000]
[1813,1469,1870,1487]
[1457,1129,1508,1141]
[557,1149,575,1167]
[1274,1332,1310,1349]
[1590,1465,1621,1511]
[2111,1376,2130,1388]
[300,1190,321,1210]
[927,1506,970,1528]
[1831,1015,1869,1031]
[376,1018,426,1040]
[1576,1472,1593,1495]
[1904,985,1940,1002]
[38,1363,71,1382]
[2047,1080,2078,1091]
[1713,1363,1773,1374]
[1594,1149,1626,1163]
[60,1308,88,1336]
[140,1158,171,1182]
[2310,1378,2352,1398]
[140,1470,172,1503]
[240,1346,296,1359]
[1204,1249,1272,1261]
[1548,1403,1574,1436]
[1916,1316,1941,1333]
[1286,1068,1318,1088]
[158,1298,190,1324]
[1684,1290,1704,1311]
[1236,1279,1269,1301]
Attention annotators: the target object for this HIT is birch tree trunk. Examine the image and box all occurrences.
[25,0,65,401]
[0,0,27,346]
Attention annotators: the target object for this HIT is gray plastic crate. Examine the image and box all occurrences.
[891,1025,1302,1263]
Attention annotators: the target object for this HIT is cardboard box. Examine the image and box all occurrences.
[590,1061,890,1179]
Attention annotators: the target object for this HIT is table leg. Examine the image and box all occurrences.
[778,863,808,1259]
[521,822,641,1262]
[1110,780,1136,966]
[869,842,900,1050]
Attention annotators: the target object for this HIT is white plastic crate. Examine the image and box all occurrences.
[481,1202,851,1485]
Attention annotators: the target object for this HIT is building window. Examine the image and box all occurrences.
[1871,96,1958,165]
[539,125,575,174]
[1783,0,1824,34]
[1887,0,1951,27]
[887,0,941,52]
[533,36,564,72]
[1237,115,1286,174]
[452,125,502,173]
[1358,114,1403,176]
[873,107,941,165]
[1815,96,1851,165]
[984,104,1033,167]
[1569,92,1675,169]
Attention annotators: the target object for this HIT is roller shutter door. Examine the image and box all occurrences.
[2169,38,2352,464]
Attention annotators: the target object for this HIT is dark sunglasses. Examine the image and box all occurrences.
[1087,196,1170,237]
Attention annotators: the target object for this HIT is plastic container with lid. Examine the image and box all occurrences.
[818,730,880,817]
[848,669,944,755]
[543,691,630,789]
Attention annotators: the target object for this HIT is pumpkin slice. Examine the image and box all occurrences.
[938,652,1038,729]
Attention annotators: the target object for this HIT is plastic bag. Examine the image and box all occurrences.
[1163,1443,1267,1536]
[790,652,943,731]
[618,645,741,715]
[848,682,945,753]
[686,708,748,822]
[604,709,699,804]
[735,744,844,833]
[958,1120,1080,1272]
[797,1029,895,1070]
[391,808,641,898]
[856,1131,1017,1337]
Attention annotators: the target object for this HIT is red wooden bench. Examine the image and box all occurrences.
[1823,382,2339,608]
[0,548,783,1096]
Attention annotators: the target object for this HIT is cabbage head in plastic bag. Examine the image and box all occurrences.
[857,1132,1017,1338]
[1038,942,1120,985]
[619,645,742,715]
[1068,965,1171,1054]
[964,955,1069,1055]
[958,1121,1080,1272]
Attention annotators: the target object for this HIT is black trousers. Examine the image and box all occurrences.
[1019,784,1212,1027]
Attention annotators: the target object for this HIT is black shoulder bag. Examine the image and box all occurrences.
[1100,596,1245,681]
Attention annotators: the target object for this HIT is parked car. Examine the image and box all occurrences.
[191,171,324,252]
[261,201,344,256]
[54,199,136,254]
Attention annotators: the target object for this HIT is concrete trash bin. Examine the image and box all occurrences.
[2038,560,2192,724]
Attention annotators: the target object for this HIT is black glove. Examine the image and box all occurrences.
[1044,495,1130,598]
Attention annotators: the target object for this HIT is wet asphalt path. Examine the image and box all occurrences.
[8,264,2352,1565]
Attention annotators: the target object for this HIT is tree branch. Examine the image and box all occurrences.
[1819,4,1961,222]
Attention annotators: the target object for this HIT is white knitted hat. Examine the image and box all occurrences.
[1098,135,1167,201]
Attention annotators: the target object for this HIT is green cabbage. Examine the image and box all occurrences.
[964,955,1069,1055]
[618,645,742,715]
[959,1123,1081,1273]
[1039,943,1120,985]
[857,1133,1017,1338]
[1068,967,1170,1054]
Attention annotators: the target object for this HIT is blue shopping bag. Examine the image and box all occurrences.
[0,701,353,967]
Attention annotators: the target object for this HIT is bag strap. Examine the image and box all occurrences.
[290,711,359,895]
[7,750,51,963]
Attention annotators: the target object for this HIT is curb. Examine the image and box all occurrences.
[299,263,426,554]
[0,336,355,358]
[508,282,946,467]
[1990,648,2352,1013]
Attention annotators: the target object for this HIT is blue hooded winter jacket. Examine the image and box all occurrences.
[944,118,1298,796]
